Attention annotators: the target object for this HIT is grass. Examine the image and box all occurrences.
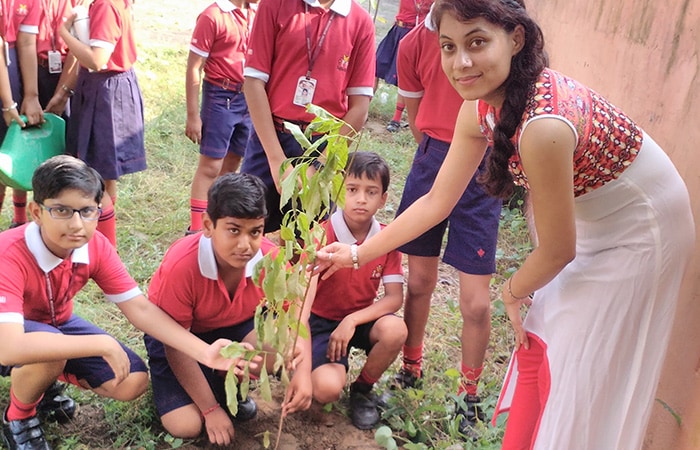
[0,5,533,449]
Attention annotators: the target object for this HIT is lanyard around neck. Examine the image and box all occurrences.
[304,2,336,78]
[45,263,77,327]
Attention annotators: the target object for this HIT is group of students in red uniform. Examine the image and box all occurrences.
[0,0,506,448]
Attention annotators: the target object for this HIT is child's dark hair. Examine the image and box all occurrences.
[345,152,390,193]
[32,155,105,205]
[432,0,547,198]
[207,173,268,224]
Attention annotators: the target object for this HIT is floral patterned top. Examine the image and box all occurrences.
[477,68,642,196]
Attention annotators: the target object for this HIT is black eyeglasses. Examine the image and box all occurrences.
[40,204,102,221]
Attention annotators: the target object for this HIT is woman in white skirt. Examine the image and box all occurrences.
[313,0,695,448]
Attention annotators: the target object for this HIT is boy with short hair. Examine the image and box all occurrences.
[308,151,406,430]
[241,0,376,233]
[0,155,235,450]
[185,0,257,234]
[144,172,313,446]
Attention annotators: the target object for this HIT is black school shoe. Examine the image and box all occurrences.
[2,408,51,450]
[37,382,76,424]
[231,396,257,422]
[349,382,380,430]
[455,395,485,440]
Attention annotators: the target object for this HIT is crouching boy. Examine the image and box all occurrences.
[0,155,234,450]
[144,172,312,446]
[309,152,407,430]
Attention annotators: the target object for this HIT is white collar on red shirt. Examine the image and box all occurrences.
[197,234,264,280]
[304,0,351,17]
[24,222,90,273]
[215,0,237,12]
[329,209,381,244]
[424,4,436,31]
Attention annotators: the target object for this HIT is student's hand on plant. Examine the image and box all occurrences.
[313,243,352,280]
[282,371,313,416]
[99,335,132,384]
[501,283,531,350]
[327,318,354,362]
[203,406,235,446]
[202,338,236,371]
[229,342,262,377]
[185,115,202,144]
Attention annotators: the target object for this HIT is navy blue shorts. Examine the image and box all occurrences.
[0,314,147,388]
[67,68,146,180]
[309,313,376,371]
[395,136,501,275]
[144,317,255,417]
[241,128,324,233]
[199,80,250,159]
[375,24,412,86]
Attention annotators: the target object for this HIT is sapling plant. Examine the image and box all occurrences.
[218,105,362,449]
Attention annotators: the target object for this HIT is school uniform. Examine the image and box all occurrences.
[144,233,278,416]
[375,0,432,86]
[190,0,254,159]
[66,0,145,180]
[241,0,375,232]
[0,0,40,140]
[36,0,73,112]
[0,222,147,387]
[309,210,403,369]
[395,18,501,275]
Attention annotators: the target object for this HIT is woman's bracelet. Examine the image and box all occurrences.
[507,276,532,301]
[1,102,17,112]
[61,84,75,97]
[350,244,360,270]
[201,403,220,417]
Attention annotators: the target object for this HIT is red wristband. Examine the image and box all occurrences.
[202,403,220,417]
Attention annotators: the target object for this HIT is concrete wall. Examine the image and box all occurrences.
[526,0,700,448]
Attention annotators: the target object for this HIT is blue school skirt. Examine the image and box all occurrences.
[67,67,146,180]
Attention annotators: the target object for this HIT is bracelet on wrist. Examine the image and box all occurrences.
[350,244,360,270]
[201,403,220,417]
[61,84,75,97]
[1,102,17,112]
[507,276,532,301]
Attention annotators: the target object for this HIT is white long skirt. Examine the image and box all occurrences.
[494,133,695,450]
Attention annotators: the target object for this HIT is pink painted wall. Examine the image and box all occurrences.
[526,0,700,448]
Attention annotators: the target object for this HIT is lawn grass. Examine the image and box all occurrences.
[0,3,533,448]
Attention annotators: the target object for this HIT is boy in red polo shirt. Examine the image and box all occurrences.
[308,152,406,430]
[144,173,313,446]
[394,9,501,438]
[185,0,257,234]
[0,155,236,450]
[241,0,375,233]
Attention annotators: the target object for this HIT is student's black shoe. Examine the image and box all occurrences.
[2,408,51,450]
[394,367,422,389]
[37,382,76,424]
[349,383,379,430]
[232,396,257,422]
[455,395,485,441]
[386,120,401,133]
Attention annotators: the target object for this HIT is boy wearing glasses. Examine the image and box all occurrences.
[0,155,237,450]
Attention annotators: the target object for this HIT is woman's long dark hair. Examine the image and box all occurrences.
[432,0,548,198]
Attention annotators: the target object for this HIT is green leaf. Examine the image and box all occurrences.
[259,365,272,401]
[262,430,271,449]
[225,369,239,417]
[374,426,397,450]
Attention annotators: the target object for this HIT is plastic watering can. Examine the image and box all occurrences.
[0,113,66,191]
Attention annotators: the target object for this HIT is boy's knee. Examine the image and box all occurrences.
[313,385,343,405]
[161,406,204,438]
[97,371,149,401]
[374,316,408,348]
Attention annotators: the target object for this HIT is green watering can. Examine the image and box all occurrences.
[0,113,66,191]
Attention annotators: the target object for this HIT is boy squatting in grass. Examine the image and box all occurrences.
[144,172,312,446]
[306,151,407,430]
[0,155,237,450]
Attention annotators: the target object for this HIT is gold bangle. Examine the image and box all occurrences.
[507,276,531,301]
[61,84,75,97]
